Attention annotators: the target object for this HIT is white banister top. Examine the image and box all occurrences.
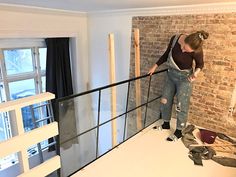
[0,92,55,112]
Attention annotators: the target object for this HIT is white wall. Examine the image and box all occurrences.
[0,5,89,93]
[87,14,133,157]
[0,5,90,177]
[88,14,132,89]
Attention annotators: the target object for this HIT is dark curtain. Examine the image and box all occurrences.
[45,38,73,100]
[45,38,77,151]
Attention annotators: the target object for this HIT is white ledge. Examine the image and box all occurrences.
[0,92,55,112]
[89,2,236,16]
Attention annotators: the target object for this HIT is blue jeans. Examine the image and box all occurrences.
[161,68,193,130]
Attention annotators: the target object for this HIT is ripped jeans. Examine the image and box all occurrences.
[161,68,193,130]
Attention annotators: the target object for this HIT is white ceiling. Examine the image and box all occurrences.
[0,0,234,12]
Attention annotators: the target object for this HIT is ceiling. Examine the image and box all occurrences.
[0,0,234,12]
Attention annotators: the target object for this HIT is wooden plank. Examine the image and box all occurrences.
[17,151,29,173]
[0,92,55,112]
[108,33,117,147]
[15,108,30,173]
[134,29,142,130]
[0,122,58,158]
[18,156,61,177]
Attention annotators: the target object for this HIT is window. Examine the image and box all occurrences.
[0,41,47,170]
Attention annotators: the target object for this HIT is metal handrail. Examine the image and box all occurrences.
[56,69,167,102]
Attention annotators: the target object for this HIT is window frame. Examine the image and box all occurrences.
[0,41,47,170]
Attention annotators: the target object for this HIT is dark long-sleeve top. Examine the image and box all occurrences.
[156,35,204,70]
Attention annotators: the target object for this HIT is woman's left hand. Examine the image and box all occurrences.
[188,73,197,82]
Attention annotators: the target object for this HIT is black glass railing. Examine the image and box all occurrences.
[55,69,167,177]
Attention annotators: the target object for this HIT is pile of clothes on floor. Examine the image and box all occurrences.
[181,124,236,167]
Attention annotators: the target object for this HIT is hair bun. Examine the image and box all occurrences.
[198,30,209,40]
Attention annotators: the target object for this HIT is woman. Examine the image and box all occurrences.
[148,31,209,141]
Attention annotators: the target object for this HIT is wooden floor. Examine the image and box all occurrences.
[72,122,236,177]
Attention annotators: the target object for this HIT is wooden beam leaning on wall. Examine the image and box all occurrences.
[108,33,117,147]
[134,29,142,130]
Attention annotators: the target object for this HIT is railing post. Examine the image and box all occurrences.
[54,100,61,177]
[123,81,131,141]
[144,75,152,127]
[96,90,101,158]
[14,108,30,173]
[30,105,44,163]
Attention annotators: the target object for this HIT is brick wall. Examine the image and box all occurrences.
[128,13,236,138]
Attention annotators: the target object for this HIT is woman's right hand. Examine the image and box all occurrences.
[148,64,158,75]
